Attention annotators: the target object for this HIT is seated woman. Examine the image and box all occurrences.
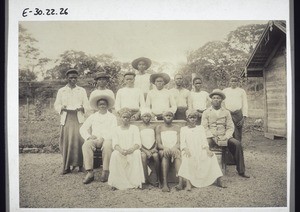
[139,108,161,187]
[108,108,145,190]
[178,110,224,190]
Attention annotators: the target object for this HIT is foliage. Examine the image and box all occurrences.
[178,24,267,91]
[19,24,51,80]
[19,69,37,81]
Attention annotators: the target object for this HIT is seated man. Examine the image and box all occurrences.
[146,73,177,120]
[201,89,250,179]
[115,72,145,120]
[156,110,182,192]
[80,90,117,184]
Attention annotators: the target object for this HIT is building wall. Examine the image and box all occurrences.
[264,43,286,137]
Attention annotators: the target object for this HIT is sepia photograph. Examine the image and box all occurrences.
[17,20,288,208]
[6,0,292,211]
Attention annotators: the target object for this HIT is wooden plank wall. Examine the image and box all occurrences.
[264,43,286,137]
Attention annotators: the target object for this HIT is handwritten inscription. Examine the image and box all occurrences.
[22,8,69,17]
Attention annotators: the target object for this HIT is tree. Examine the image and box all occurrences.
[19,24,51,80]
[19,69,37,81]
[178,24,267,91]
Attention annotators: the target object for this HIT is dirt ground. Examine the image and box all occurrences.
[19,130,287,209]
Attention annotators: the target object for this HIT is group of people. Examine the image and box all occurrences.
[54,57,250,192]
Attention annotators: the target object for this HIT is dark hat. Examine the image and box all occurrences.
[94,72,110,80]
[89,90,115,110]
[65,69,79,76]
[131,57,152,70]
[124,71,136,77]
[192,76,202,84]
[209,89,226,100]
[150,73,171,84]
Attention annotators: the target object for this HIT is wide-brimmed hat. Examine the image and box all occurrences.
[150,73,171,84]
[65,69,79,76]
[209,89,226,100]
[89,90,115,110]
[124,71,136,77]
[131,57,152,70]
[94,72,110,80]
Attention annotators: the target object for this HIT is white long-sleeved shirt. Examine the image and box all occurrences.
[54,85,89,125]
[188,91,210,111]
[134,73,151,94]
[146,88,177,115]
[115,87,145,111]
[79,111,117,141]
[222,87,248,117]
[169,88,190,108]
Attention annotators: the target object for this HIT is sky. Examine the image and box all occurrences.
[20,20,268,76]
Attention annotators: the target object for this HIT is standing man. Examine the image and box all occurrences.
[222,75,248,142]
[89,72,115,112]
[115,72,145,120]
[201,89,250,178]
[169,74,190,120]
[188,76,211,124]
[54,69,89,175]
[80,90,117,184]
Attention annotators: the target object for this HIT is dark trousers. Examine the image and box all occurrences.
[174,107,188,120]
[208,137,245,174]
[227,137,245,174]
[230,110,244,142]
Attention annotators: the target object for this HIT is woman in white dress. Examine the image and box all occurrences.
[108,108,145,190]
[178,110,224,190]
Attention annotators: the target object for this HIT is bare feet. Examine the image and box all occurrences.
[216,177,227,188]
[111,186,117,191]
[175,184,183,191]
[162,185,170,192]
[185,180,192,191]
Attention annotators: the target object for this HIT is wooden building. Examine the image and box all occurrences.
[242,21,286,139]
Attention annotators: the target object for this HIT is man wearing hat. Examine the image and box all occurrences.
[115,71,145,120]
[169,74,190,120]
[132,57,152,99]
[201,89,250,179]
[89,72,115,112]
[222,75,248,142]
[54,69,90,175]
[80,90,117,184]
[146,72,177,120]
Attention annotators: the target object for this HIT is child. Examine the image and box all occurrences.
[139,108,161,187]
[156,110,182,192]
[188,76,210,125]
[132,57,152,99]
[146,73,177,120]
[178,109,224,190]
[108,108,145,190]
[115,72,145,120]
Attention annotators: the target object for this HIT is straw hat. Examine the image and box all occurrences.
[89,90,115,110]
[209,89,226,100]
[131,57,152,70]
[150,73,171,84]
[65,69,79,76]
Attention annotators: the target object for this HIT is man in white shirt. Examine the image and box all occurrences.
[146,73,177,120]
[132,57,152,99]
[115,72,145,120]
[201,89,250,180]
[89,72,115,113]
[80,90,117,184]
[188,76,210,124]
[54,69,89,175]
[222,76,248,142]
[169,74,190,120]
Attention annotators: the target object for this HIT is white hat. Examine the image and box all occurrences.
[89,90,115,110]
[140,107,152,116]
